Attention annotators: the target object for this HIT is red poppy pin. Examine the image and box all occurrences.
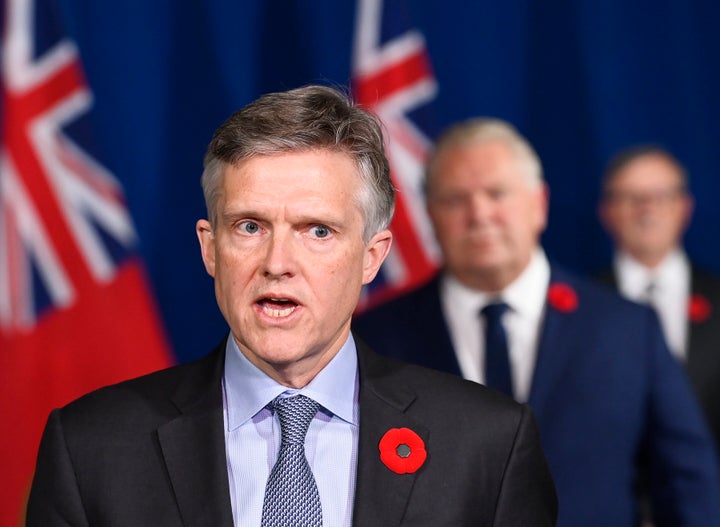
[688,294,712,323]
[547,282,578,313]
[379,427,427,474]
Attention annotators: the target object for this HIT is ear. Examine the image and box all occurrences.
[196,219,216,277]
[597,200,612,233]
[597,192,618,237]
[681,193,695,230]
[535,182,550,233]
[362,229,393,285]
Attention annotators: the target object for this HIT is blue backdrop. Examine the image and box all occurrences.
[56,0,720,363]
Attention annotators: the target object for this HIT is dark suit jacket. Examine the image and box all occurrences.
[27,338,557,526]
[598,266,720,448]
[353,266,720,527]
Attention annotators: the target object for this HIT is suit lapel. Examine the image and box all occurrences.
[352,342,427,527]
[157,345,234,527]
[687,267,705,372]
[528,269,581,420]
[418,278,463,375]
[686,267,720,387]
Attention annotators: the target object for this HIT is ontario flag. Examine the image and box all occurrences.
[352,0,441,312]
[0,0,173,524]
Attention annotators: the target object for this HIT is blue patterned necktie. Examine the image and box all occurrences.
[261,395,323,527]
[481,302,514,398]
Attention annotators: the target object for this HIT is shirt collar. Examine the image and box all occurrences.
[223,333,359,431]
[615,248,688,297]
[503,248,550,319]
[653,249,689,288]
[442,248,550,317]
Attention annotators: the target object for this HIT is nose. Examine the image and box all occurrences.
[261,229,296,279]
[468,193,492,224]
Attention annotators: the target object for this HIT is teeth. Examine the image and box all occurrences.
[262,305,295,318]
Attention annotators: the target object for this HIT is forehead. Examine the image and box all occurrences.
[219,149,360,201]
[432,140,528,187]
[611,154,684,189]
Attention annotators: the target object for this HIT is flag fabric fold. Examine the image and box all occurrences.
[0,1,173,524]
[352,0,441,312]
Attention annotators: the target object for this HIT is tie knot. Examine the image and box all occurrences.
[271,395,320,445]
[481,302,508,321]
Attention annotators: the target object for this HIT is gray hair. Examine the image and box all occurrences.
[201,84,395,242]
[425,117,543,195]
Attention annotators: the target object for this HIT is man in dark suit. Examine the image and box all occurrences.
[353,118,720,527]
[26,86,557,526]
[598,145,720,452]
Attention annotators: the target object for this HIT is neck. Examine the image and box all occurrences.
[626,248,674,270]
[457,269,518,293]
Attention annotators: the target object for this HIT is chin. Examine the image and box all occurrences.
[254,343,305,364]
[467,257,506,272]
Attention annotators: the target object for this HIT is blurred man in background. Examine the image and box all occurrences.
[354,118,720,527]
[598,145,720,451]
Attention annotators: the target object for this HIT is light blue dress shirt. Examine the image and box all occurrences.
[222,335,359,526]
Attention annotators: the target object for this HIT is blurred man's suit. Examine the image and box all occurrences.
[354,265,720,527]
[599,265,720,452]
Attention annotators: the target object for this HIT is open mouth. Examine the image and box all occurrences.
[258,297,298,318]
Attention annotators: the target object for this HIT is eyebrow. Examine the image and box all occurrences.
[219,209,254,224]
[219,207,347,229]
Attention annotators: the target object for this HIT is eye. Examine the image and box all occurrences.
[488,188,509,200]
[436,193,466,208]
[310,225,331,238]
[238,220,261,234]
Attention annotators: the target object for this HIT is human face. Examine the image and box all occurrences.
[196,150,392,388]
[426,140,548,292]
[600,154,692,267]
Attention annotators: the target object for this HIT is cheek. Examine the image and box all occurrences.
[607,208,628,226]
[445,216,471,242]
[215,250,255,290]
[667,208,687,227]
[330,249,366,285]
[504,210,539,247]
[430,208,460,230]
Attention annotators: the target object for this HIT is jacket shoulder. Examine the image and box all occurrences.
[55,344,224,434]
[360,342,521,421]
[355,278,440,324]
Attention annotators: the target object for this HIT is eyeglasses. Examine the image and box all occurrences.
[604,187,686,206]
